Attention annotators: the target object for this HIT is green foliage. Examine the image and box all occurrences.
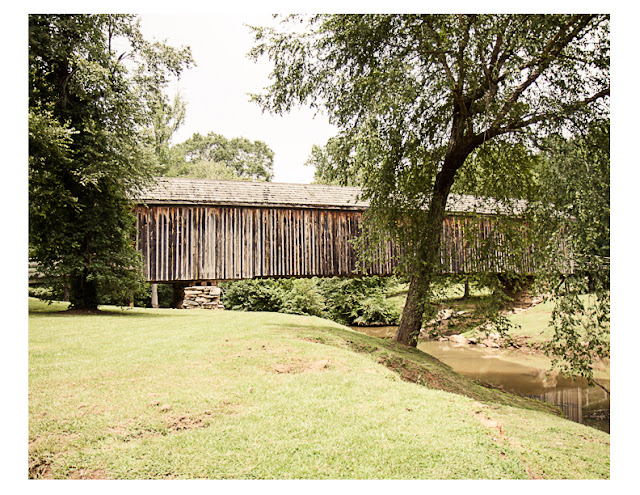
[305,139,362,186]
[147,92,188,174]
[165,159,243,181]
[534,120,610,266]
[545,286,610,385]
[281,278,327,317]
[97,282,173,308]
[452,140,540,202]
[29,14,193,309]
[351,293,401,326]
[250,14,609,346]
[530,121,610,383]
[167,131,274,181]
[221,276,400,326]
[221,279,286,312]
[318,277,400,326]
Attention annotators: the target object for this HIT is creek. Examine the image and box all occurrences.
[350,325,610,433]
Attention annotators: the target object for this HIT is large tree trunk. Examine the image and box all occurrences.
[68,270,99,310]
[392,193,448,346]
[393,138,470,346]
[394,275,430,347]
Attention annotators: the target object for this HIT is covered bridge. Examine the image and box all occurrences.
[132,177,535,286]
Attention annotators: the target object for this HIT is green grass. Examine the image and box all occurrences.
[506,298,556,342]
[29,298,609,479]
[506,294,610,343]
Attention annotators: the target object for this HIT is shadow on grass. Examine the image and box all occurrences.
[28,299,186,319]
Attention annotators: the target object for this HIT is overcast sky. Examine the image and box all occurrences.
[138,13,337,184]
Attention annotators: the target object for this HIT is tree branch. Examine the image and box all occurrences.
[491,15,595,130]
[470,86,609,148]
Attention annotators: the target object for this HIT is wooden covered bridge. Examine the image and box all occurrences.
[132,177,536,289]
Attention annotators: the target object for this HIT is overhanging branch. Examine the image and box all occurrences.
[491,15,596,130]
[470,86,609,147]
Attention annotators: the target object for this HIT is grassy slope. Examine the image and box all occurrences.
[28,298,609,479]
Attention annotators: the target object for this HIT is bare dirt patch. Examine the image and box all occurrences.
[298,336,330,345]
[273,358,330,374]
[376,354,443,389]
[471,401,505,440]
[165,404,242,432]
[67,468,107,479]
[167,414,208,431]
[475,411,506,440]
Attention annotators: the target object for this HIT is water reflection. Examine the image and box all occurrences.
[350,326,610,432]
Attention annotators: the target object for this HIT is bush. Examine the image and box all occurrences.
[352,293,401,326]
[221,279,286,312]
[220,276,400,326]
[319,276,400,326]
[281,279,326,317]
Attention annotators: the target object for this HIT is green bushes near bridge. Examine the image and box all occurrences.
[221,276,401,326]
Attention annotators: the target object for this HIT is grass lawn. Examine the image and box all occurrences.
[506,299,556,342]
[28,298,609,479]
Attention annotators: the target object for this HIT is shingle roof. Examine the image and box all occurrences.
[132,177,526,215]
[133,177,367,209]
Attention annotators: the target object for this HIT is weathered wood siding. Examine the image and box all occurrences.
[439,216,536,275]
[135,204,401,282]
[135,204,536,282]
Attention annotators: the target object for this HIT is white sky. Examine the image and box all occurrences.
[138,13,337,184]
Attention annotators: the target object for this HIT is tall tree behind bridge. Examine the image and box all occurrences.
[250,14,610,347]
[305,140,361,186]
[29,14,193,309]
[166,132,274,181]
[149,92,188,175]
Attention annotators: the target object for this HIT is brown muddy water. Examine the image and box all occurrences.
[350,326,610,433]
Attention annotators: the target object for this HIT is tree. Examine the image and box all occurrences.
[305,139,360,186]
[29,14,193,310]
[148,92,188,174]
[533,120,610,388]
[250,14,609,346]
[168,131,274,181]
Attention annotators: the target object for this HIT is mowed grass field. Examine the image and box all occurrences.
[28,298,609,479]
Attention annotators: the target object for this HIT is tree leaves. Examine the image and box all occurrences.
[533,121,610,382]
[29,15,193,309]
[251,14,609,347]
[169,132,274,181]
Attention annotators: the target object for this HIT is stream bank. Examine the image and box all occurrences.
[350,325,610,433]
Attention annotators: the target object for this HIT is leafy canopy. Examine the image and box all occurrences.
[250,14,609,347]
[29,14,193,309]
[251,14,608,263]
[166,131,274,181]
[532,121,610,385]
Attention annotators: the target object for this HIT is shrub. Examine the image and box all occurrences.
[221,279,286,312]
[319,276,400,326]
[281,279,327,317]
[352,293,401,326]
[221,276,400,326]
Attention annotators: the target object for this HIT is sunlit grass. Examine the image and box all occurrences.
[29,298,609,479]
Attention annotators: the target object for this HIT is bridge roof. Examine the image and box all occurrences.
[134,177,367,210]
[133,177,526,215]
